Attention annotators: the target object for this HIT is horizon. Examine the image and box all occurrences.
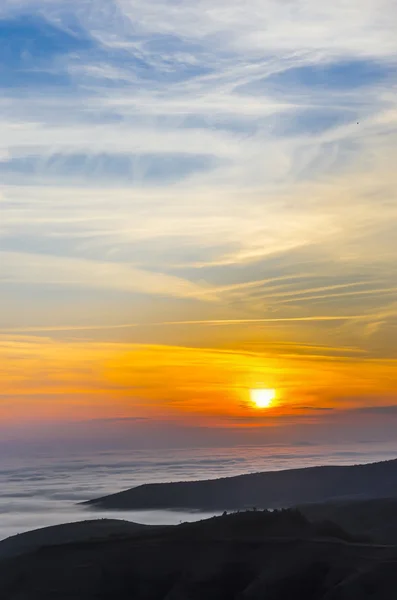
[1,0,397,455]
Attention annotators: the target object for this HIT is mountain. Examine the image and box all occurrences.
[84,458,397,511]
[0,510,396,600]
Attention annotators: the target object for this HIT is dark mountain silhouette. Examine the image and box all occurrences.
[1,510,396,600]
[0,519,161,560]
[300,497,397,545]
[84,458,397,511]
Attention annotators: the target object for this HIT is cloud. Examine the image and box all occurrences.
[0,251,217,300]
[3,439,397,540]
[0,152,219,185]
[0,0,397,439]
[354,405,397,415]
[271,108,358,138]
[0,315,364,334]
[239,59,393,95]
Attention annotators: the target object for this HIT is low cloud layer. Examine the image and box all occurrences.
[2,443,397,540]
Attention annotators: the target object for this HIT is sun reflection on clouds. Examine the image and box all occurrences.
[1,333,396,434]
[0,0,396,444]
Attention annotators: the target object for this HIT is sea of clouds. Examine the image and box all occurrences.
[1,442,397,541]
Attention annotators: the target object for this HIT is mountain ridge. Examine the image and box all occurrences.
[84,457,397,511]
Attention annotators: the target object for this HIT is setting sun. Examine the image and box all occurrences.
[250,389,276,409]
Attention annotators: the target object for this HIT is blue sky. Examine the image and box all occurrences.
[1,0,396,324]
[1,0,397,446]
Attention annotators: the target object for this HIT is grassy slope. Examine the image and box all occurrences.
[1,510,397,600]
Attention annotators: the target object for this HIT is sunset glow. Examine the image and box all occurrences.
[0,0,396,454]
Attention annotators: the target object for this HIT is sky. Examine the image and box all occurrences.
[1,0,397,453]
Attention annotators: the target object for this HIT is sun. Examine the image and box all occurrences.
[250,388,276,409]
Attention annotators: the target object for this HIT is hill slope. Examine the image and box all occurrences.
[0,511,396,600]
[300,498,397,545]
[84,458,397,511]
[0,519,158,560]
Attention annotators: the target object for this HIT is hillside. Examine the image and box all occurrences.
[300,498,397,545]
[0,519,159,560]
[0,510,396,599]
[84,458,397,511]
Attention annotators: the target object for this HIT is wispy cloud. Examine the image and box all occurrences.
[0,315,365,335]
[0,0,397,432]
[0,251,217,300]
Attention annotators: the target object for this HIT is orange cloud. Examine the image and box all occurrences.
[1,334,396,429]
